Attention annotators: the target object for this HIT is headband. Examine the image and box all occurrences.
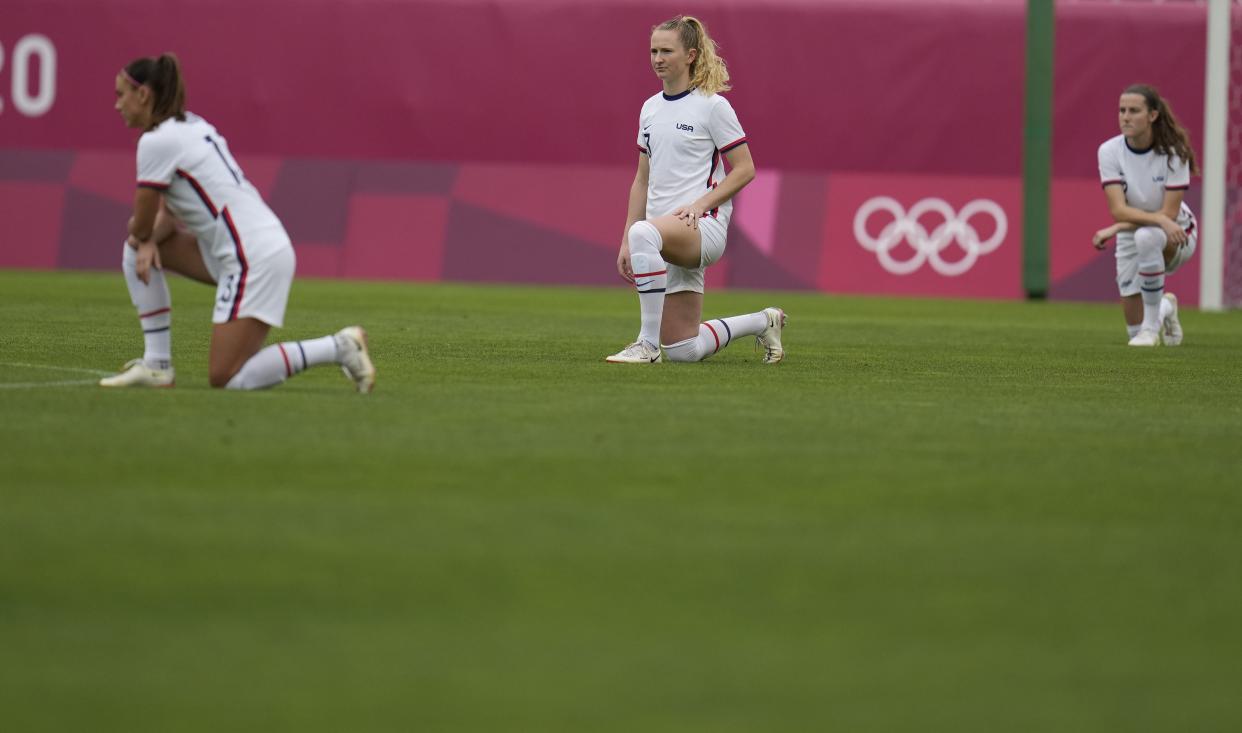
[121,69,143,88]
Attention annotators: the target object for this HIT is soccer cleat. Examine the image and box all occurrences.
[1127,328,1162,347]
[335,326,376,393]
[756,307,786,364]
[605,340,661,363]
[1161,293,1183,346]
[99,358,175,388]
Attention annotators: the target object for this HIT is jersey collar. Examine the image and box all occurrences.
[1124,138,1154,155]
[662,88,695,101]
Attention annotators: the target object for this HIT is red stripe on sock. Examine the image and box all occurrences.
[277,343,292,377]
[139,307,170,318]
[633,270,667,277]
[703,322,721,353]
[1138,271,1164,276]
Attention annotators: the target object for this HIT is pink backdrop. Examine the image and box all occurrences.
[0,0,1224,300]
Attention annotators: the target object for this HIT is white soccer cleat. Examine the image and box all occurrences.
[335,326,376,393]
[605,340,661,364]
[1127,328,1162,347]
[99,358,175,388]
[1161,293,1183,346]
[756,307,786,364]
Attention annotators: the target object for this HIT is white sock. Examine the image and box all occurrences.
[224,335,339,390]
[1159,295,1173,322]
[628,221,666,348]
[663,312,769,362]
[1126,323,1141,340]
[1135,227,1166,332]
[122,242,172,368]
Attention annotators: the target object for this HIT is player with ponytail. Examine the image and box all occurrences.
[607,15,786,365]
[1092,84,1198,347]
[104,53,376,391]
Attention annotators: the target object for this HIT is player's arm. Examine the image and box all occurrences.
[617,153,650,283]
[127,187,164,284]
[1102,185,1187,245]
[675,144,755,224]
[1092,221,1137,250]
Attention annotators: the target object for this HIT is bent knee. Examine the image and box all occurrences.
[1134,226,1166,251]
[208,368,237,389]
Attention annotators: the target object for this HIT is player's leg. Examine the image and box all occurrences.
[606,217,702,363]
[663,303,787,364]
[658,218,788,365]
[1121,294,1143,341]
[100,236,176,387]
[215,248,375,391]
[157,228,216,285]
[1111,238,1148,344]
[1158,230,1195,346]
[1129,226,1167,345]
[210,317,271,387]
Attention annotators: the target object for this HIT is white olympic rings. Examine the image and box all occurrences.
[852,197,1008,276]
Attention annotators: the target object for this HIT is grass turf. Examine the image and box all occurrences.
[2,269,1240,732]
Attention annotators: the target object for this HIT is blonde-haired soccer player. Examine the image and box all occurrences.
[607,15,785,364]
[1093,84,1198,347]
[102,53,375,390]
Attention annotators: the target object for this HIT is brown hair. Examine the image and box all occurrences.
[654,15,731,95]
[123,53,187,126]
[1123,83,1199,176]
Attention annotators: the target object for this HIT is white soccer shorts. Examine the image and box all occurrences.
[666,215,728,295]
[1114,228,1197,297]
[211,245,296,327]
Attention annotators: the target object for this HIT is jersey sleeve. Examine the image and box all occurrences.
[1097,141,1124,188]
[1165,154,1191,191]
[136,131,180,190]
[709,96,748,154]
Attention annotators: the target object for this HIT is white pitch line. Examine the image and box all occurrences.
[0,361,115,390]
[0,361,114,377]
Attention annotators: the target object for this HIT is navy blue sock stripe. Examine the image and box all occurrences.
[296,342,308,372]
[142,326,170,334]
[717,319,732,345]
[637,288,666,294]
[1141,286,1164,293]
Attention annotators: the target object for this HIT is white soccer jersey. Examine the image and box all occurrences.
[1097,134,1194,229]
[137,113,289,267]
[636,88,747,228]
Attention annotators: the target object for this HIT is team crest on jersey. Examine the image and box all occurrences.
[676,123,695,132]
[1153,175,1165,183]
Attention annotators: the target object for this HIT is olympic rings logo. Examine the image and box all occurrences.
[852,197,1008,276]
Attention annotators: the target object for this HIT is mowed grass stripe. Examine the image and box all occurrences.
[1,269,1240,732]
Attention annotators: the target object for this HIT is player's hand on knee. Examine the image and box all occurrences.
[135,240,161,284]
[1159,216,1187,246]
[673,205,701,229]
[617,245,634,283]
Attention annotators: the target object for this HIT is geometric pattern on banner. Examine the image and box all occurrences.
[0,146,1150,301]
[450,163,632,251]
[441,200,617,287]
[57,187,133,271]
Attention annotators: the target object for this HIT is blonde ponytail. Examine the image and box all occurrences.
[655,15,731,95]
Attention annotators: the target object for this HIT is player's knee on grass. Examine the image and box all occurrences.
[663,335,706,362]
[209,365,238,389]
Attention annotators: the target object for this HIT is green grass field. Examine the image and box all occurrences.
[2,269,1241,732]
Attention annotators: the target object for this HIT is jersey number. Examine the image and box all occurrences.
[218,273,238,304]
[205,135,243,184]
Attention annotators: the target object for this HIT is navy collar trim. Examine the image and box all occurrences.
[1124,138,1154,155]
[662,88,694,101]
